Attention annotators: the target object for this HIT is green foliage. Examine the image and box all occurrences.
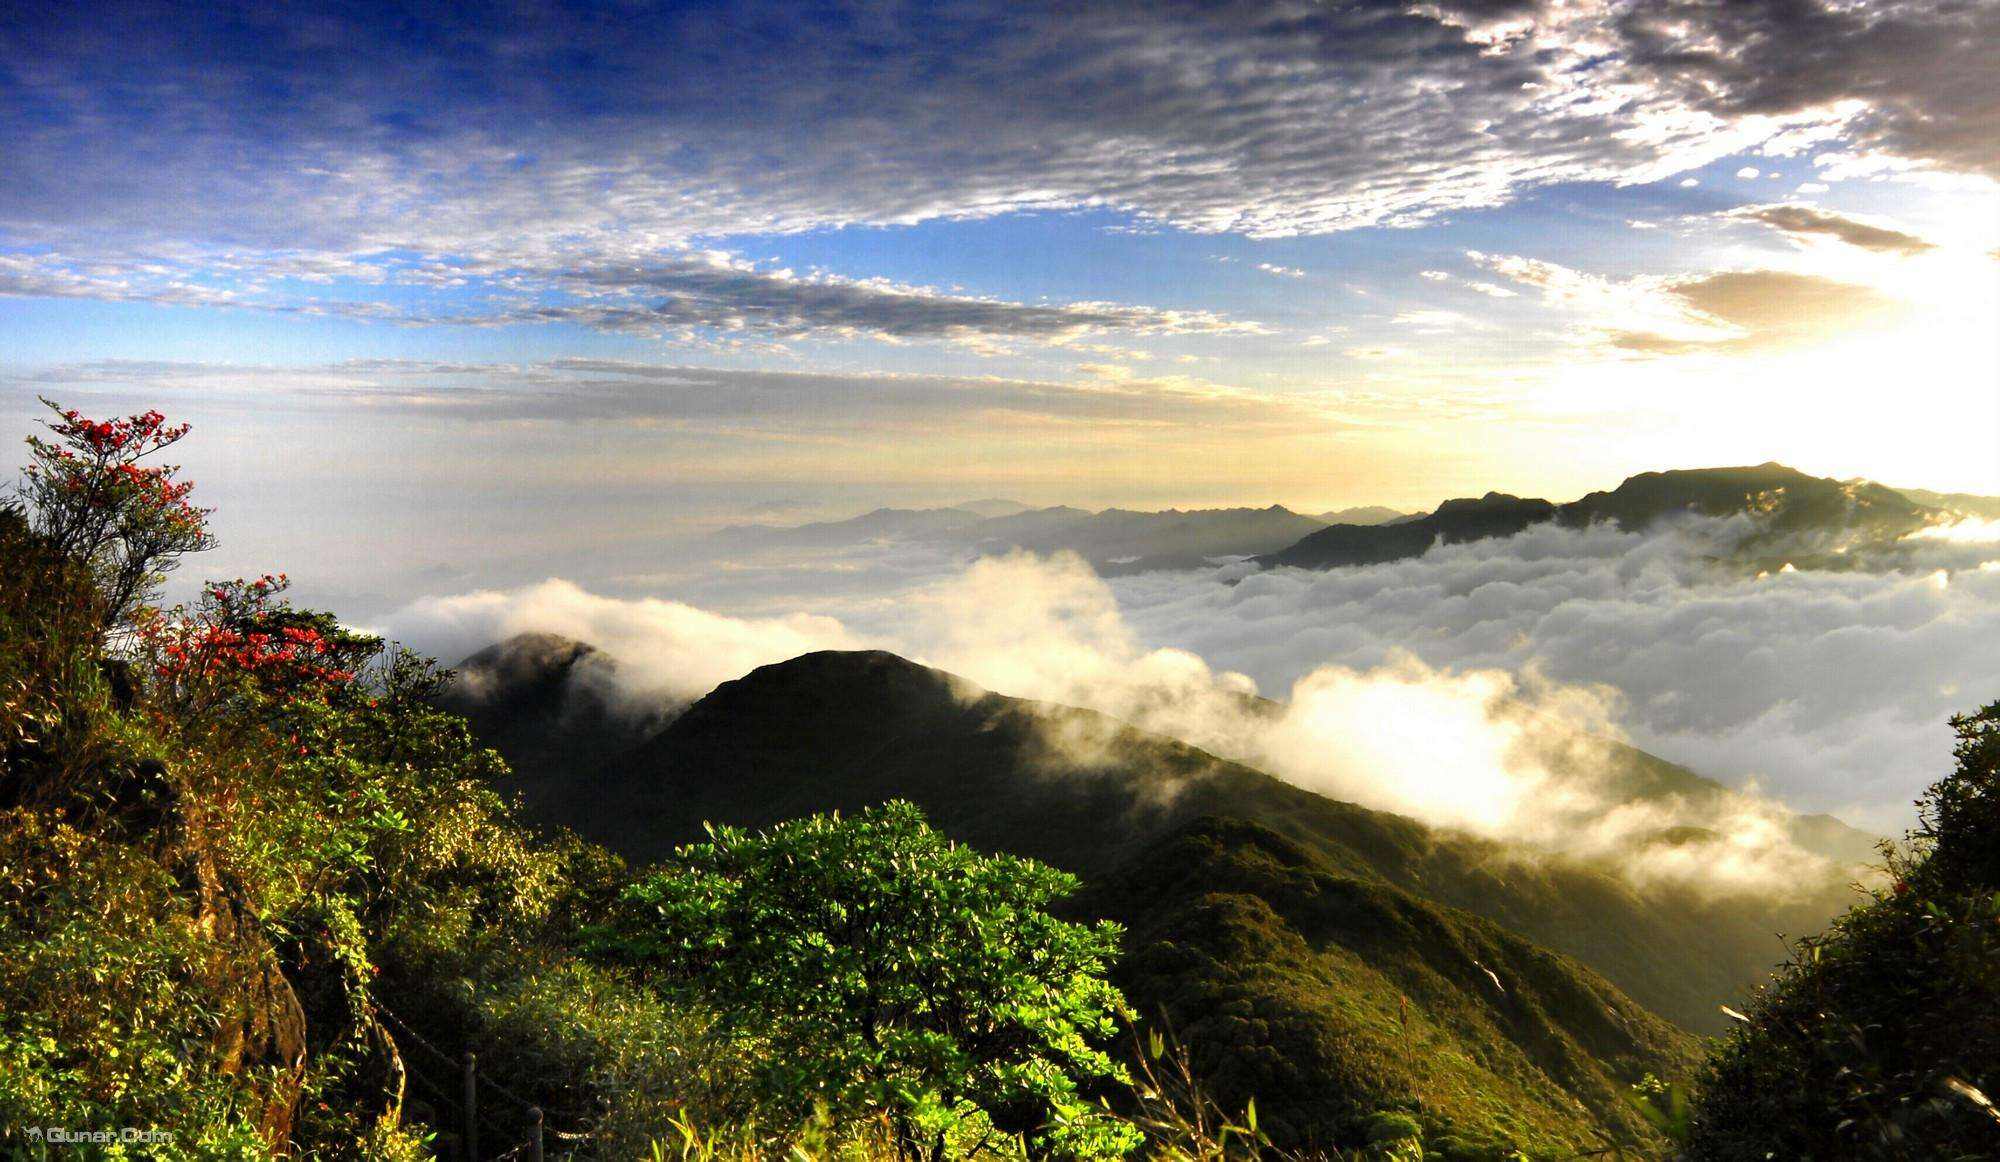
[1111,1024,1283,1161]
[1687,703,2000,1160]
[1623,1073,1691,1144]
[0,484,633,1156]
[1090,818,1696,1157]
[613,802,1139,1159]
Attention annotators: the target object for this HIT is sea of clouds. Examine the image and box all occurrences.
[382,514,2000,884]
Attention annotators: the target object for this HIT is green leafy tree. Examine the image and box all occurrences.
[613,801,1139,1160]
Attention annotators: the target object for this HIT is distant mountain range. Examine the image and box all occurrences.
[1258,462,1958,570]
[708,499,1409,573]
[443,638,1878,1149]
[704,464,1992,579]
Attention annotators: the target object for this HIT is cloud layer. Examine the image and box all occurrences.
[385,579,863,707]
[1469,251,1904,355]
[0,249,1252,350]
[1111,519,2000,829]
[381,515,2000,885]
[5,1,1992,266]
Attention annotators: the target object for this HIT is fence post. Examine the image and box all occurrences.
[463,1050,479,1162]
[529,1107,544,1162]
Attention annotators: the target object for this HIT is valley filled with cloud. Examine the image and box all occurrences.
[382,505,2000,837]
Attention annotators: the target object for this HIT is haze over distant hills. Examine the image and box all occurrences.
[1889,486,2000,521]
[709,498,1408,573]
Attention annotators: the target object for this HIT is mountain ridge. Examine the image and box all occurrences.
[1258,461,1938,570]
[449,643,1865,1039]
[707,501,1345,573]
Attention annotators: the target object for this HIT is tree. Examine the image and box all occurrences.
[18,398,214,634]
[137,573,374,714]
[612,801,1139,1159]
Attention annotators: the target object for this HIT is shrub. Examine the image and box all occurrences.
[611,801,1140,1159]
[1686,703,2000,1159]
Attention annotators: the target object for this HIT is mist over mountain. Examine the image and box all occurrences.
[392,460,2000,832]
[447,643,1866,1034]
[1259,462,1940,570]
[450,646,1742,1149]
[709,506,989,551]
[951,497,1036,518]
[437,632,675,808]
[1890,485,2000,521]
[693,462,1950,587]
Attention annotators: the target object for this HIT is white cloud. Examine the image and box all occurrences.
[8,0,1992,281]
[1466,250,1900,354]
[1108,518,2000,829]
[1394,308,1485,332]
[378,535,1982,895]
[383,578,865,706]
[0,247,1257,350]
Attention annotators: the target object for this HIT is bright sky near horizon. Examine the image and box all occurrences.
[2,0,1997,582]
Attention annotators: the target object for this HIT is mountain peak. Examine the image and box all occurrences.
[449,632,599,697]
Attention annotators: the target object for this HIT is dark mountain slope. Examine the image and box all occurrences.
[529,649,1855,1035]
[1558,463,1925,537]
[1089,818,1699,1153]
[1260,493,1556,569]
[439,633,671,813]
[1260,462,1936,570]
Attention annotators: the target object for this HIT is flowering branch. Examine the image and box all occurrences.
[19,398,216,633]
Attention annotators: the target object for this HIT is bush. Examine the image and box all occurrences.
[1686,703,2000,1159]
[610,801,1139,1159]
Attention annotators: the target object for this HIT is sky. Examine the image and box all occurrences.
[3,1,1996,527]
[3,0,1998,829]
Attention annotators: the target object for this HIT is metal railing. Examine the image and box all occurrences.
[376,1001,583,1161]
